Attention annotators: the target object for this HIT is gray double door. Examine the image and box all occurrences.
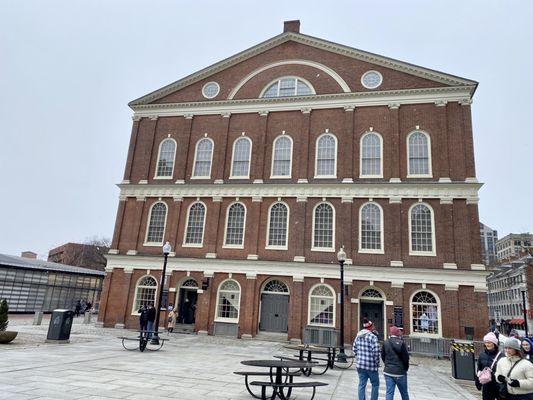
[360,302,384,341]
[259,293,289,333]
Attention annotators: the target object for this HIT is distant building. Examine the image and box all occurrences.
[48,243,108,272]
[0,253,104,313]
[480,223,498,266]
[496,233,533,262]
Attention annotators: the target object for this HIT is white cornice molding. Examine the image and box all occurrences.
[117,182,482,201]
[130,86,475,118]
[106,254,489,289]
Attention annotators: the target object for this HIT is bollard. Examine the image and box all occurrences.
[33,311,43,325]
[83,312,91,324]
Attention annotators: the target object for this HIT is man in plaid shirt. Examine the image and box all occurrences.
[353,318,380,400]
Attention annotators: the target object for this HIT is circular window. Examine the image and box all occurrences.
[361,71,383,89]
[202,82,220,99]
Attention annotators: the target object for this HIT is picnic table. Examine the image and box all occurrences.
[118,330,168,352]
[283,344,354,372]
[239,359,327,400]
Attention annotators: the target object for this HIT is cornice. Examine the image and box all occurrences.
[131,86,475,118]
[117,182,482,202]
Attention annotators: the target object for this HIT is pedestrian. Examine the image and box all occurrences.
[86,301,92,314]
[353,318,380,400]
[475,331,503,400]
[138,304,148,333]
[381,326,410,400]
[522,338,533,362]
[167,308,176,334]
[496,337,533,399]
[420,312,429,332]
[74,300,81,317]
[146,304,156,338]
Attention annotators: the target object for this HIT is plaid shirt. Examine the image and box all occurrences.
[353,329,380,371]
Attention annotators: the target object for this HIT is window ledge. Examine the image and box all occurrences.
[214,318,239,324]
[308,323,335,328]
[270,175,292,179]
[409,251,437,257]
[182,243,204,248]
[358,249,385,254]
[228,176,250,180]
[153,176,173,180]
[314,175,337,179]
[143,242,164,247]
[265,246,288,251]
[359,175,383,179]
[190,176,211,180]
[222,245,245,249]
[311,247,335,253]
[406,174,433,179]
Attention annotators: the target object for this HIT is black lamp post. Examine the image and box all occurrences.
[151,241,171,345]
[337,246,347,363]
[521,285,529,338]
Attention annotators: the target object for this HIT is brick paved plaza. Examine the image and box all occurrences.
[0,316,478,399]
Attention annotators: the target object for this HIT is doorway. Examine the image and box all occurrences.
[259,279,289,333]
[177,279,198,325]
[359,288,385,341]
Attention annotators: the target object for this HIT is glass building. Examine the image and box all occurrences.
[0,253,104,313]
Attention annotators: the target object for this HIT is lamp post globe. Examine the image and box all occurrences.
[337,245,347,363]
[151,241,172,344]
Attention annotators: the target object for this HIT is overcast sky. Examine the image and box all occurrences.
[1,0,531,259]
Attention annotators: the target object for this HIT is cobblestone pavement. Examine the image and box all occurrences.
[0,316,479,399]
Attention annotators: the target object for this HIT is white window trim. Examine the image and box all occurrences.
[314,133,338,179]
[270,134,293,179]
[191,138,214,179]
[182,201,207,248]
[214,279,241,323]
[259,75,316,98]
[229,136,252,179]
[409,289,442,338]
[406,130,433,178]
[202,81,220,99]
[143,201,168,246]
[358,202,385,254]
[154,138,177,179]
[311,201,336,252]
[265,201,290,250]
[307,283,336,327]
[222,202,247,249]
[260,278,290,295]
[361,70,383,90]
[359,132,383,179]
[408,202,436,256]
[131,275,158,315]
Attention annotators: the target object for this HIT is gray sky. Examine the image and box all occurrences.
[1,0,531,259]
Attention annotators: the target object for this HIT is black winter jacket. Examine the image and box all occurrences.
[147,307,156,322]
[381,336,410,376]
[477,348,501,383]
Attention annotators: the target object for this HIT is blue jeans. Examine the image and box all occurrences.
[357,368,379,400]
[146,321,154,338]
[385,374,409,400]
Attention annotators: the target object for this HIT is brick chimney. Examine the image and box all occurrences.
[283,20,300,33]
[21,251,37,259]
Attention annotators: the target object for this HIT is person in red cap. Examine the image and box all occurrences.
[381,326,410,400]
[353,318,380,400]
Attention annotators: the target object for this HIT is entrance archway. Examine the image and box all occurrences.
[177,279,198,325]
[359,288,385,340]
[259,279,290,333]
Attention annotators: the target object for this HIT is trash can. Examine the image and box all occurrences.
[46,309,74,343]
[451,340,476,380]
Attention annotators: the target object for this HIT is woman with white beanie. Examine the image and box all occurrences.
[476,332,503,400]
[496,337,533,399]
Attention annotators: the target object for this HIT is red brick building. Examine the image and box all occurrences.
[98,21,488,342]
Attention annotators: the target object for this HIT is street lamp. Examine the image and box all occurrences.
[151,241,171,345]
[337,245,347,363]
[521,285,529,338]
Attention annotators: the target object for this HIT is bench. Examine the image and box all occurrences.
[250,380,328,400]
[118,336,168,352]
[234,371,301,399]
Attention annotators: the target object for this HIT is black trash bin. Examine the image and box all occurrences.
[451,340,476,380]
[46,309,74,343]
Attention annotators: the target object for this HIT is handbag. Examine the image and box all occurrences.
[477,353,501,384]
[499,358,524,399]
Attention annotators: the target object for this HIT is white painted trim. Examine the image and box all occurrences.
[406,130,433,178]
[202,81,220,99]
[314,133,338,179]
[154,138,177,179]
[408,202,437,257]
[260,278,291,295]
[229,136,252,179]
[311,201,336,252]
[358,285,387,337]
[409,289,443,338]
[361,70,383,90]
[191,137,214,179]
[270,134,294,179]
[258,75,317,98]
[358,202,385,254]
[183,201,207,247]
[214,278,242,323]
[229,60,348,99]
[359,132,383,178]
[143,201,168,246]
[222,201,247,249]
[131,274,158,315]
[265,201,290,250]
[307,283,336,328]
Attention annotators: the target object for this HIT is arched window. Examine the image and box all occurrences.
[266,202,289,249]
[409,203,435,255]
[145,202,167,244]
[230,137,252,178]
[184,202,206,246]
[155,139,176,178]
[359,203,383,253]
[407,131,432,177]
[261,77,314,98]
[308,284,335,327]
[132,276,157,313]
[313,203,335,250]
[360,133,382,177]
[411,291,440,335]
[315,134,337,177]
[180,279,198,288]
[192,138,213,178]
[216,280,241,322]
[360,288,384,299]
[262,279,289,294]
[224,203,246,247]
[271,135,293,178]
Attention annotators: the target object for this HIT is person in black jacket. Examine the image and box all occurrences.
[138,305,148,333]
[475,331,503,400]
[146,305,156,338]
[381,326,410,400]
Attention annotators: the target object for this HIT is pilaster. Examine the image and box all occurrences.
[111,197,127,251]
[254,111,268,183]
[176,115,194,183]
[298,109,311,183]
[388,103,400,180]
[217,113,232,182]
